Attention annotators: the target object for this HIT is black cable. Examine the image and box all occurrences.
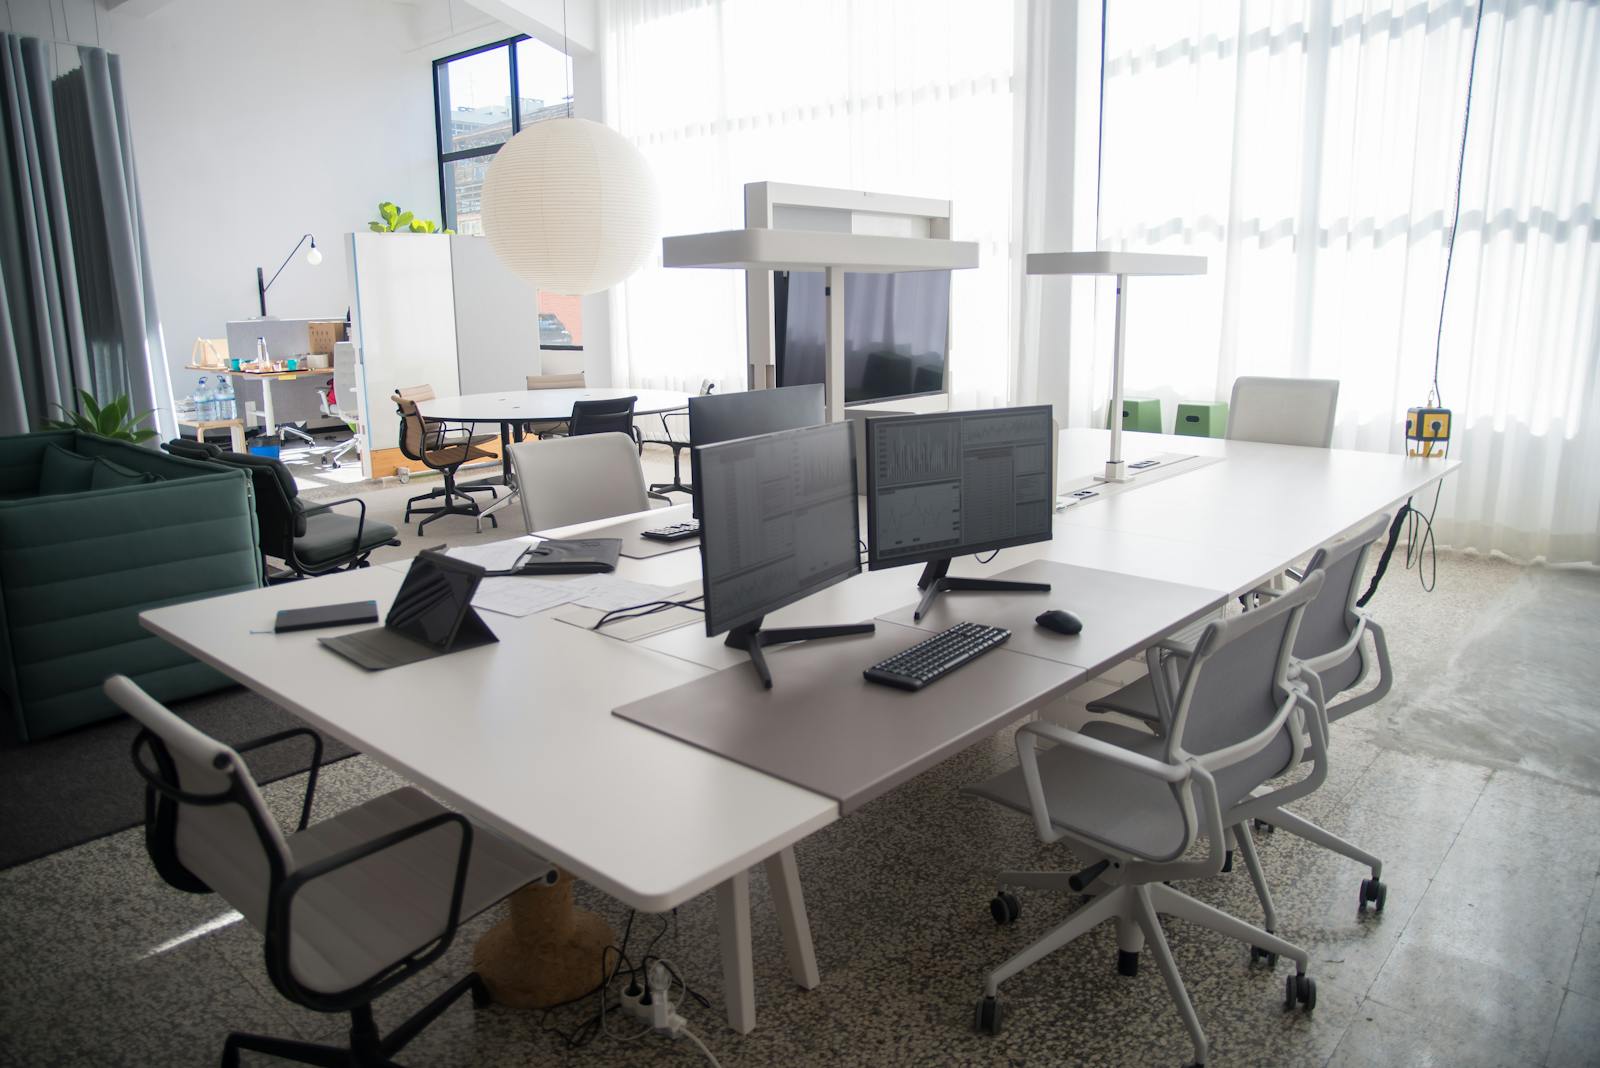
[590,596,705,631]
[975,549,1000,564]
[1431,0,1488,407]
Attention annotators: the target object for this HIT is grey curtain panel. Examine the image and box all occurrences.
[0,34,170,439]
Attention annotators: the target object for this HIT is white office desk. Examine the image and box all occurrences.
[142,427,1456,1034]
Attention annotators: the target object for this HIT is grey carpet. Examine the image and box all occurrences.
[0,686,356,870]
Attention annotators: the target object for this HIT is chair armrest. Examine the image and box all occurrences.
[310,496,368,554]
[1014,721,1191,848]
[234,727,323,832]
[269,811,473,1003]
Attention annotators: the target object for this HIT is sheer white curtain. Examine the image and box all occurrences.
[1084,0,1599,563]
[599,0,1017,406]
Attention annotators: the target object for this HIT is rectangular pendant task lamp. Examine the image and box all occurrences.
[663,228,978,420]
[1026,251,1207,483]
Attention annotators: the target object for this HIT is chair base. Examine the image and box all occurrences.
[649,443,694,496]
[221,972,490,1068]
[404,480,499,536]
[978,876,1313,1065]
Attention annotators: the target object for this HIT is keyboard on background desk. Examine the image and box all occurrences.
[863,622,1011,691]
[641,520,700,542]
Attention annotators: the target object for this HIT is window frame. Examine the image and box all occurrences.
[432,35,582,351]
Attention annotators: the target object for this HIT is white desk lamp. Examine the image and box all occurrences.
[1026,251,1207,482]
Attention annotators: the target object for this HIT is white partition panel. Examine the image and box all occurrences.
[346,233,460,473]
[451,235,542,395]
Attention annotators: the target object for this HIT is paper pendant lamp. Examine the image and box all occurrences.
[481,117,660,296]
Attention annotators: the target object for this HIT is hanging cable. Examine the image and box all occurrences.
[1430,0,1488,407]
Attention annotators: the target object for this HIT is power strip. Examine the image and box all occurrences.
[617,962,687,1036]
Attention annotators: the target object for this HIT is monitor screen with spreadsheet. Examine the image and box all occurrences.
[697,421,861,636]
[864,405,1055,570]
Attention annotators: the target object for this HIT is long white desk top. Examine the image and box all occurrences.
[142,427,1456,915]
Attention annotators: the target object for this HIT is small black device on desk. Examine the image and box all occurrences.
[863,622,1010,691]
[494,538,622,575]
[320,551,497,671]
[274,601,379,633]
[641,520,700,542]
[1035,609,1083,635]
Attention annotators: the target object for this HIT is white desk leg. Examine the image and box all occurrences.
[261,377,276,432]
[764,847,819,989]
[715,871,755,1034]
[228,423,245,451]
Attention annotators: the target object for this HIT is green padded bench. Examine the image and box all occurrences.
[0,431,264,742]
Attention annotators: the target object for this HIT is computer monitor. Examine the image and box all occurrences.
[697,421,874,688]
[865,405,1055,619]
[687,384,826,518]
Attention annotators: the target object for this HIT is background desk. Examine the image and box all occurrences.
[141,427,1456,1034]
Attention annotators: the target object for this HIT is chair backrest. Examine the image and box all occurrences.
[394,383,436,404]
[393,393,433,462]
[1226,376,1340,447]
[1166,569,1325,803]
[507,433,649,531]
[212,450,304,554]
[1294,513,1389,697]
[108,675,290,931]
[333,342,359,422]
[526,372,586,390]
[569,396,637,437]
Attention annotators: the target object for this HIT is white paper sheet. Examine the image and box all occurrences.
[471,576,582,618]
[571,576,691,612]
[446,539,541,573]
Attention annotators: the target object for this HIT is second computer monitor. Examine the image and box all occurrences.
[865,405,1055,569]
[687,384,826,517]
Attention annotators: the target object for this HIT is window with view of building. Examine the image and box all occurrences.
[435,35,581,349]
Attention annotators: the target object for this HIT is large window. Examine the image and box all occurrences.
[434,35,582,349]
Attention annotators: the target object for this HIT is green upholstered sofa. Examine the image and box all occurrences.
[0,431,264,742]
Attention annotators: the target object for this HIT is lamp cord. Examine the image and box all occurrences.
[563,0,572,112]
[1430,0,1487,408]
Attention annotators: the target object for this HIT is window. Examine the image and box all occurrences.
[434,35,582,350]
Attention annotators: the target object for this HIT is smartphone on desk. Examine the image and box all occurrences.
[274,601,380,633]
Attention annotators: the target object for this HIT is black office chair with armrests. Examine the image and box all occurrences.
[635,380,713,496]
[163,441,400,582]
[107,674,552,1068]
[568,396,639,445]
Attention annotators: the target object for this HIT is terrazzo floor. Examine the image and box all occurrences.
[2,516,1597,1066]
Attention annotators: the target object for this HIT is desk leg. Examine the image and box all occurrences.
[764,847,819,989]
[229,423,246,451]
[715,870,755,1033]
[261,377,276,432]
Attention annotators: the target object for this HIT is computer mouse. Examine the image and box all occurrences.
[1035,609,1084,636]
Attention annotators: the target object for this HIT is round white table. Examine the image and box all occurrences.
[416,387,692,529]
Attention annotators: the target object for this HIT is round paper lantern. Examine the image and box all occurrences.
[480,118,660,296]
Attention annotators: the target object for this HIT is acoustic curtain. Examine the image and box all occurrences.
[1084,0,1600,563]
[0,34,171,440]
[598,0,1017,407]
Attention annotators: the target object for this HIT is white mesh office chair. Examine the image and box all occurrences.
[1227,376,1341,447]
[965,572,1328,1067]
[1089,513,1396,915]
[314,342,363,468]
[506,432,651,532]
[109,676,553,1068]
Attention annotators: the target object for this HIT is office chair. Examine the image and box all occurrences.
[965,572,1328,1067]
[393,389,499,536]
[635,379,713,496]
[107,675,551,1068]
[523,372,586,437]
[1088,513,1396,915]
[567,396,639,445]
[165,442,400,581]
[506,432,650,532]
[1226,376,1341,448]
[313,343,363,468]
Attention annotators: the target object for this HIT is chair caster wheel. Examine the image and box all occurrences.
[1117,949,1139,976]
[1250,945,1278,967]
[1284,973,1316,1011]
[1254,819,1274,834]
[1359,877,1387,912]
[1222,849,1234,873]
[989,891,1021,925]
[470,978,492,1008]
[974,996,1003,1035]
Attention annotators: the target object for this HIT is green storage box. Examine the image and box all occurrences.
[1175,401,1228,438]
[1105,397,1162,433]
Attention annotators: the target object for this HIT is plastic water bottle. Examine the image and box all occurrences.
[195,377,212,421]
[216,377,236,421]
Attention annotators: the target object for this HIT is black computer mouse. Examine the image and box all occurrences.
[1035,609,1084,636]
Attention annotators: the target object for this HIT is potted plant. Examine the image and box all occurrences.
[369,201,454,234]
[45,390,158,443]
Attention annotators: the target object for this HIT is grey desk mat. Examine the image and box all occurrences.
[876,559,1224,677]
[613,621,1083,814]
[576,511,700,558]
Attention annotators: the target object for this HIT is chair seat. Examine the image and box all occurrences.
[294,512,399,566]
[421,443,494,468]
[1086,673,1163,725]
[965,733,1189,861]
[283,787,544,996]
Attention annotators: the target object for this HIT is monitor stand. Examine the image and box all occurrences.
[724,617,876,690]
[913,557,1051,621]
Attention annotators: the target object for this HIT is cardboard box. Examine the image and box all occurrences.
[307,320,348,356]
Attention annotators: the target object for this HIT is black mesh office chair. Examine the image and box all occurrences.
[568,396,639,449]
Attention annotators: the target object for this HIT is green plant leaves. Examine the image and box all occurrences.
[45,390,157,442]
[369,221,387,232]
[370,200,447,235]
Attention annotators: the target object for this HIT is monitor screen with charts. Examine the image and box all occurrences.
[865,405,1055,569]
[698,421,862,636]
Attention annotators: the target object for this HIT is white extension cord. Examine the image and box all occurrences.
[615,961,722,1068]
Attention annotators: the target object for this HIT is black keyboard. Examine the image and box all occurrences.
[863,622,1010,691]
[640,520,700,542]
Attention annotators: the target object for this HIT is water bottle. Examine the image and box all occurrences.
[217,377,236,421]
[195,377,211,422]
[177,391,198,421]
